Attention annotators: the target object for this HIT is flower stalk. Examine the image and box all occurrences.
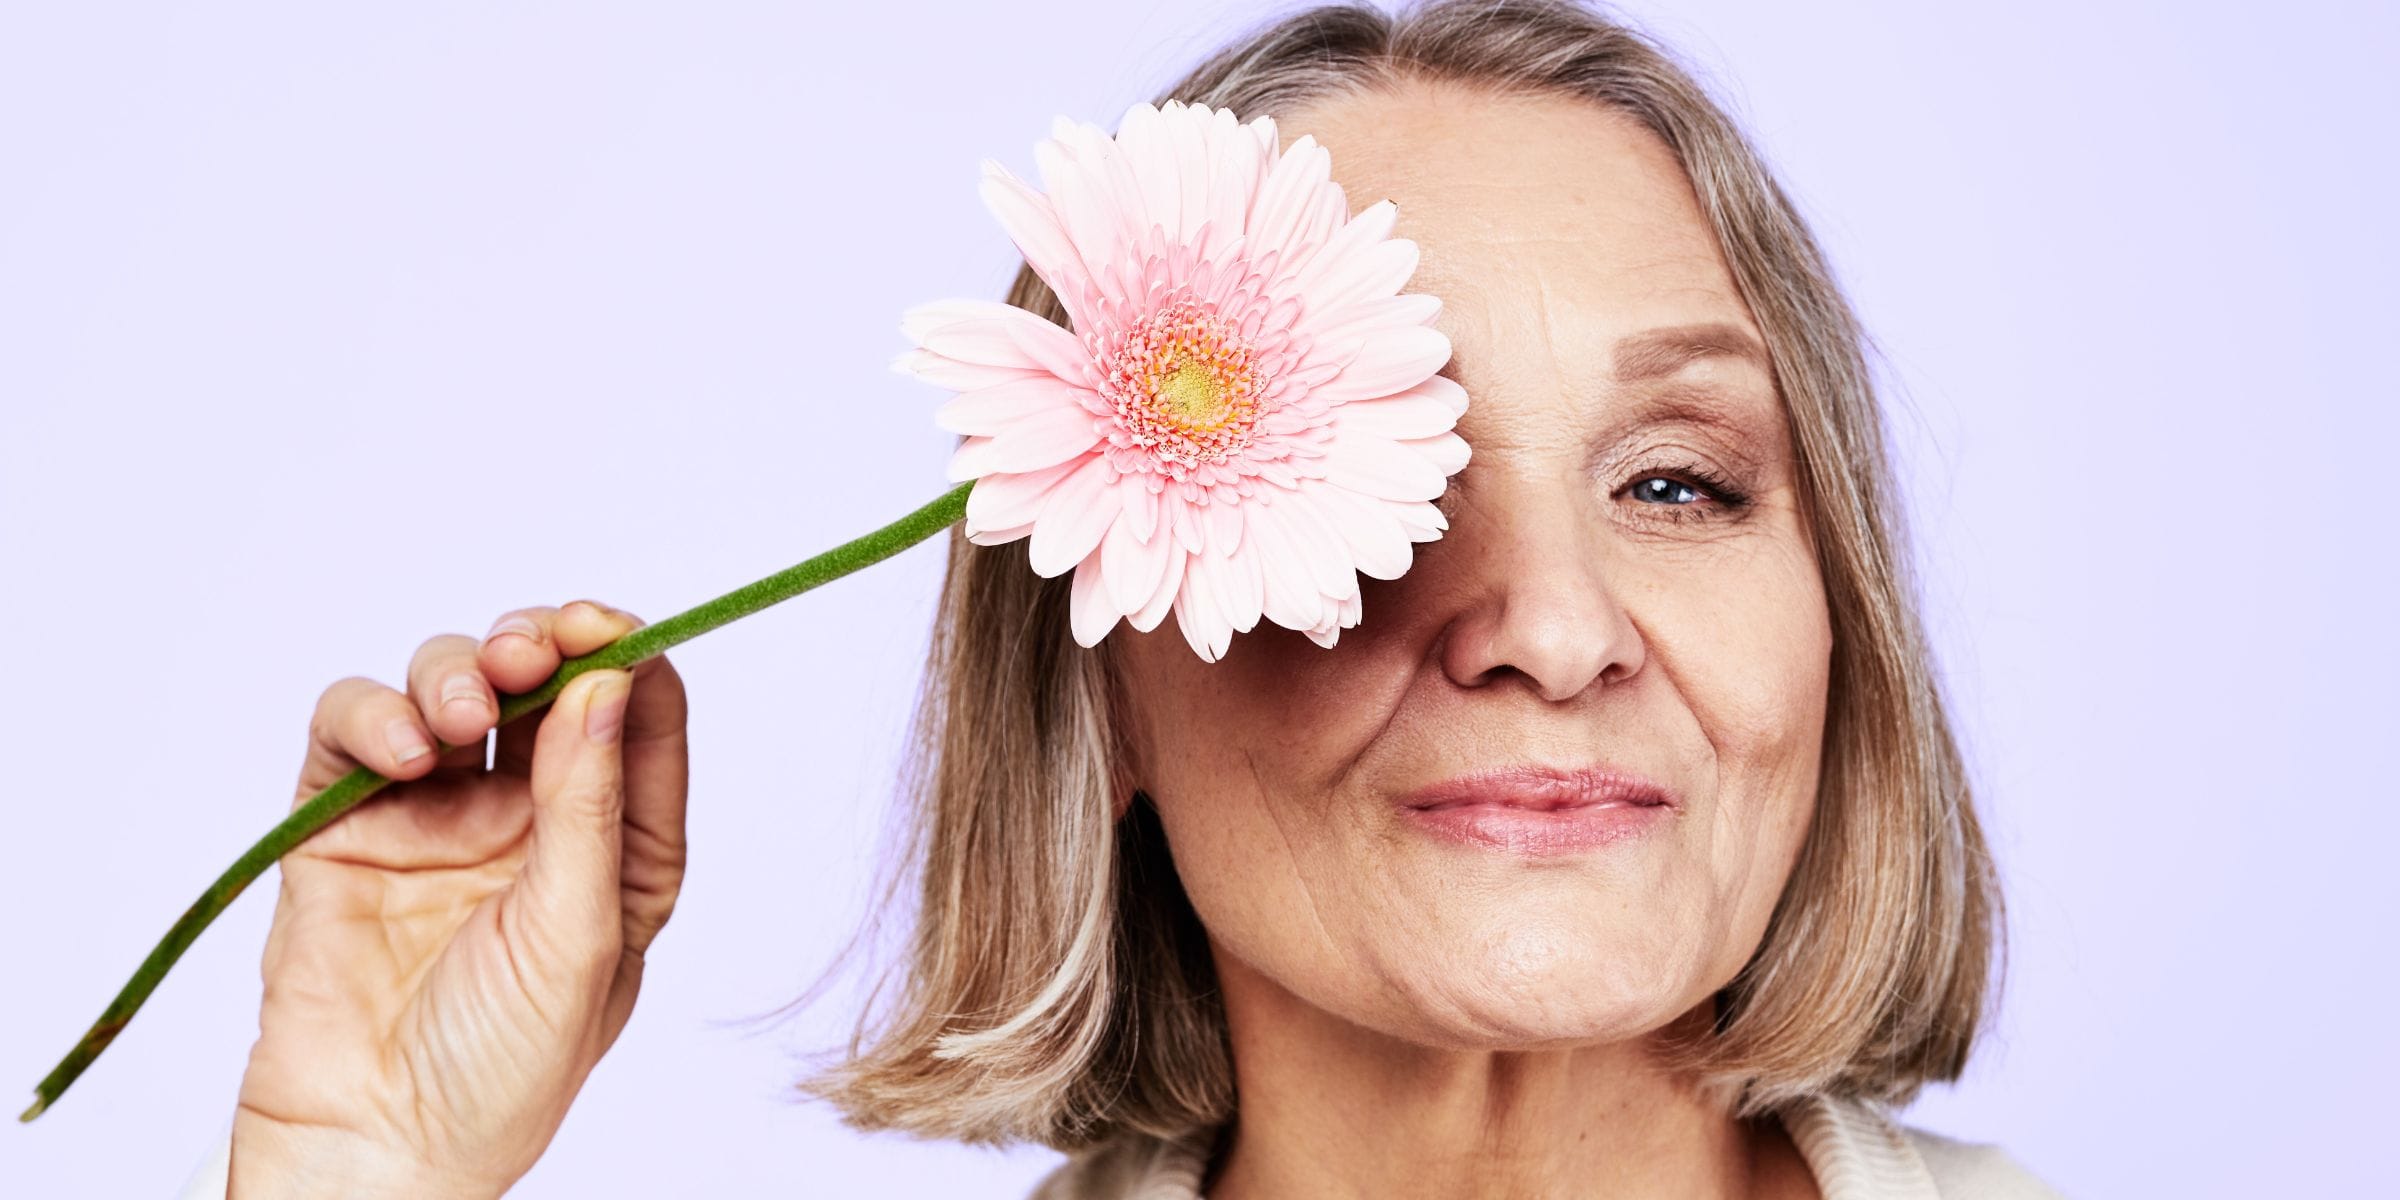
[18,480,974,1123]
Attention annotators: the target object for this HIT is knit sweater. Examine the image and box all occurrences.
[178,1093,2059,1197]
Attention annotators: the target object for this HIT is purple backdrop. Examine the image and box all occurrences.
[3,1,2391,1195]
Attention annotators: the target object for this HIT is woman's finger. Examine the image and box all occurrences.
[614,654,691,960]
[508,668,635,986]
[289,674,512,871]
[550,598,639,659]
[294,676,444,801]
[405,632,501,772]
[494,600,648,775]
[477,604,565,696]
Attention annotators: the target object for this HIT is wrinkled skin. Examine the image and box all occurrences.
[220,72,1835,1200]
[231,600,689,1197]
[1112,80,1833,1199]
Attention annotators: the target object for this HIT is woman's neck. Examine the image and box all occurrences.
[1201,956,1816,1200]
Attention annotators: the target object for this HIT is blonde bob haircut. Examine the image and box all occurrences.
[803,0,2002,1154]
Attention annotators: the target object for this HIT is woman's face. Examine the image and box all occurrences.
[1114,81,1833,1050]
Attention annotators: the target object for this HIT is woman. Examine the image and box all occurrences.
[194,1,2059,1195]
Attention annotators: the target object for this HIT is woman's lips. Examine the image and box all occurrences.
[1396,764,1676,855]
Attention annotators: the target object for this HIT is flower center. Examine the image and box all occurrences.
[1102,297,1268,468]
[1154,360,1228,427]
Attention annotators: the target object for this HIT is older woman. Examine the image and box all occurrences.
[196,1,2057,1196]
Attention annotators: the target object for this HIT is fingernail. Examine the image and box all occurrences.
[585,671,630,743]
[386,717,432,764]
[485,616,542,646]
[439,672,486,716]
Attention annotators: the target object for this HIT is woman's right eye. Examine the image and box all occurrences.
[1629,475,1708,507]
[1617,461,1752,524]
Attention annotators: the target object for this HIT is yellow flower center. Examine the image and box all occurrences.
[1102,297,1268,469]
[1154,360,1231,429]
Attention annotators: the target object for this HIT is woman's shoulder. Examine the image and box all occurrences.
[1024,1127,1215,1200]
[1898,1121,2065,1200]
[1795,1092,2065,1200]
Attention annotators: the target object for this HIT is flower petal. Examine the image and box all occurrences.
[1309,482,1415,580]
[1117,102,1184,241]
[1269,488,1364,600]
[965,456,1086,531]
[1122,478,1160,542]
[995,316,1100,389]
[892,346,1051,393]
[1068,555,1122,647]
[1172,562,1233,662]
[1201,538,1264,634]
[935,375,1096,436]
[1201,496,1244,558]
[1286,200,1418,315]
[946,405,1103,481]
[1163,100,1217,245]
[919,310,1090,388]
[1312,325,1452,404]
[1167,493,1205,556]
[1304,590,1363,648]
[964,518,1035,547]
[1040,122,1145,305]
[901,298,1024,344]
[1027,455,1121,577]
[1404,429,1471,478]
[1319,433,1451,502]
[1129,545,1185,633]
[1246,134,1333,265]
[1101,508,1175,614]
[1416,372,1471,416]
[1298,185,1350,264]
[907,101,1470,658]
[979,162,1096,329]
[1329,388,1466,442]
[1303,237,1420,319]
[1389,496,1450,543]
[1246,502,1328,632]
[946,435,1003,482]
[1295,293,1442,366]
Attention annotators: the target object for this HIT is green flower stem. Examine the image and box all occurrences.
[19,480,973,1123]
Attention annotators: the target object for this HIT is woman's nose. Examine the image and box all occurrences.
[1430,483,1643,703]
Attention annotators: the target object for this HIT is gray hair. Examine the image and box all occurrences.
[794,0,2001,1153]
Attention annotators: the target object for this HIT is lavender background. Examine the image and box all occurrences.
[3,1,2391,1195]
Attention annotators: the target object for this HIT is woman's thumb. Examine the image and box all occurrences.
[514,668,634,976]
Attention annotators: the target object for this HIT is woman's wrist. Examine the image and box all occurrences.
[227,1109,508,1200]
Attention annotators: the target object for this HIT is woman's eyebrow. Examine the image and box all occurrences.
[1581,381,1790,492]
[1433,323,1785,465]
[1610,322,1770,382]
[1431,321,1770,389]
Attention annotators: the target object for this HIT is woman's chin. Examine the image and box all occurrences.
[1347,930,1723,1052]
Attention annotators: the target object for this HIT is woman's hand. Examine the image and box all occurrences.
[226,600,690,1198]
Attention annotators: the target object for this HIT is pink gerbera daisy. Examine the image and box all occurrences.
[894,99,1470,662]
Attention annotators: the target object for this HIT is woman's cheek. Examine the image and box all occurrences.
[1152,779,1320,962]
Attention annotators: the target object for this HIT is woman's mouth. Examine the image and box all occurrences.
[1396,763,1676,856]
